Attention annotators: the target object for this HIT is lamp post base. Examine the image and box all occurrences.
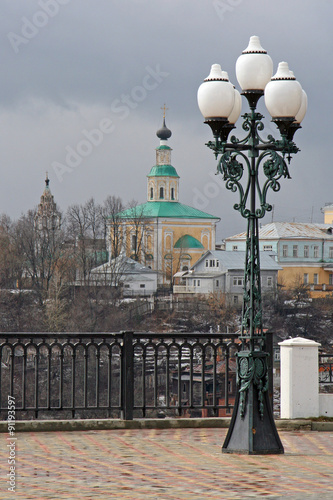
[222,383,284,455]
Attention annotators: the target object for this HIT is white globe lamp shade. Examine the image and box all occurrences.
[264,62,303,118]
[236,36,273,91]
[197,64,235,119]
[228,88,242,125]
[295,89,307,124]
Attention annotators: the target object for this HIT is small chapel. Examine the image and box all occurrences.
[114,113,220,286]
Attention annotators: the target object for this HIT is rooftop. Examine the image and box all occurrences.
[118,201,220,220]
[226,222,333,240]
[194,249,282,271]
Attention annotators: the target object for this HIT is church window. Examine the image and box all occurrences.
[150,187,154,199]
[171,187,175,200]
[131,235,137,251]
[165,235,171,249]
[159,187,164,199]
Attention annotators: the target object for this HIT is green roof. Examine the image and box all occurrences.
[174,235,204,249]
[147,165,179,178]
[156,145,171,150]
[118,202,220,220]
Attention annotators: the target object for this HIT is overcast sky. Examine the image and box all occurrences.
[0,0,332,239]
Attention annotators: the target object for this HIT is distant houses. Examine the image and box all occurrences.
[173,249,282,303]
[90,255,158,296]
[225,221,333,296]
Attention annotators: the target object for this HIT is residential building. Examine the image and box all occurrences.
[90,255,158,296]
[225,222,333,295]
[110,116,220,286]
[173,249,281,303]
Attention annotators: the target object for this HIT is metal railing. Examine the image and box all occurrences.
[0,331,247,420]
[319,354,333,384]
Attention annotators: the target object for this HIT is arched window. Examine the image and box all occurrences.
[150,187,154,199]
[171,187,175,200]
[159,187,164,199]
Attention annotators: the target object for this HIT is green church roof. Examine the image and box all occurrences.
[118,202,220,220]
[174,234,204,249]
[147,165,179,178]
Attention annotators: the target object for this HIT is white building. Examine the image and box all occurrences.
[90,255,158,296]
[173,250,282,304]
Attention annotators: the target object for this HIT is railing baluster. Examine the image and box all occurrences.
[213,346,217,416]
[71,348,76,418]
[47,347,51,410]
[84,348,88,410]
[189,345,193,408]
[154,345,158,409]
[166,346,170,409]
[121,331,134,420]
[142,346,146,417]
[60,349,64,410]
[34,347,39,419]
[201,345,205,410]
[225,347,230,410]
[96,348,100,409]
[177,345,182,416]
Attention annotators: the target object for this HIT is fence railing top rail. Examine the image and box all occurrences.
[0,331,240,341]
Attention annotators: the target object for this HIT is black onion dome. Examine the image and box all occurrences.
[156,118,172,140]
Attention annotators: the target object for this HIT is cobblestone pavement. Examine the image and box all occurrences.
[0,428,333,499]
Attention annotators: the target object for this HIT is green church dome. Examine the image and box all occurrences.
[147,165,179,178]
[174,234,204,249]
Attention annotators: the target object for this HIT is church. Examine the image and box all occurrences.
[112,114,220,286]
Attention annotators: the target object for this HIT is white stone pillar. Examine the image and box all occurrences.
[279,337,321,419]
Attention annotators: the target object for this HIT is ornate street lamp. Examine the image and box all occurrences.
[198,36,307,454]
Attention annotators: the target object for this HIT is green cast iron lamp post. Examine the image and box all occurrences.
[197,35,307,454]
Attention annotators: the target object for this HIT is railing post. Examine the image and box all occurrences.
[279,337,321,418]
[121,331,134,420]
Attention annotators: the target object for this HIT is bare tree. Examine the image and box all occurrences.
[101,195,124,259]
[125,201,152,262]
[0,214,22,288]
[13,209,64,301]
[66,198,106,284]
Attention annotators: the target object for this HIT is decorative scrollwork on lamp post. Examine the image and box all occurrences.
[198,36,307,454]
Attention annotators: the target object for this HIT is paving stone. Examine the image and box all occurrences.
[0,428,332,499]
